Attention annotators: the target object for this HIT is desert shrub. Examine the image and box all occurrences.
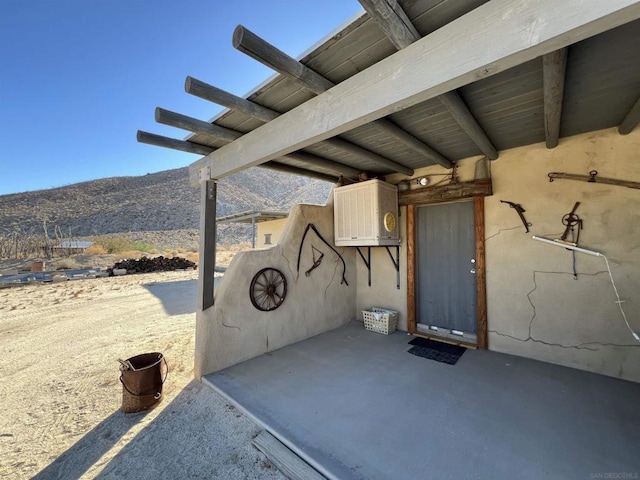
[185,252,199,264]
[90,236,156,254]
[115,250,143,261]
[85,244,107,255]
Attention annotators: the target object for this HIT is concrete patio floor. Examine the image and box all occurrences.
[204,321,640,480]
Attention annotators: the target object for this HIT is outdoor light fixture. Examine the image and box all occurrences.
[416,177,429,186]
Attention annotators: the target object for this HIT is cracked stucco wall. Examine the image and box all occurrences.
[195,200,356,377]
[485,128,640,382]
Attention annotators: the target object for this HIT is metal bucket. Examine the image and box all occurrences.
[119,352,167,413]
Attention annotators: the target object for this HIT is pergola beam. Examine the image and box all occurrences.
[156,107,241,142]
[618,95,640,134]
[185,76,414,175]
[542,48,568,148]
[233,24,451,168]
[358,0,498,160]
[137,130,214,156]
[205,0,640,180]
[155,104,360,178]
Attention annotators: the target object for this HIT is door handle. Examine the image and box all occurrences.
[470,269,476,274]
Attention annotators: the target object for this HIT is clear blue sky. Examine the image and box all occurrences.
[0,0,363,195]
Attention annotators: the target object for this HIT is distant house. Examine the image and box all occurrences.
[217,211,288,248]
[54,241,94,254]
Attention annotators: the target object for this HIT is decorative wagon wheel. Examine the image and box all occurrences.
[249,268,287,311]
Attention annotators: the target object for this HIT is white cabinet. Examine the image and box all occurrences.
[333,179,399,246]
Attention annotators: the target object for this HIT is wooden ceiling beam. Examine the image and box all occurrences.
[542,48,568,148]
[155,104,360,178]
[204,0,640,180]
[185,76,414,176]
[137,130,215,156]
[233,24,452,168]
[618,95,640,134]
[261,162,338,183]
[155,107,241,142]
[137,131,339,185]
[358,0,498,160]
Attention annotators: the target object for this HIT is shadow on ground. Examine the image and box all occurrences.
[93,380,282,480]
[32,410,150,480]
[32,381,282,480]
[143,279,198,316]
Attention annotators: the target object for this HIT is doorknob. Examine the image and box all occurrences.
[470,269,476,274]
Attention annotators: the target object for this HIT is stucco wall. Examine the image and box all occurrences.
[385,127,640,382]
[485,128,640,382]
[195,201,356,377]
[256,217,288,248]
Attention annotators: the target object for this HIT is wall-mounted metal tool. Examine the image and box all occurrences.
[548,170,640,190]
[500,200,531,232]
[559,202,583,246]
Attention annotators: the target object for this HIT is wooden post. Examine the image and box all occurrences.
[474,196,488,350]
[543,48,568,148]
[406,204,416,334]
[200,180,217,310]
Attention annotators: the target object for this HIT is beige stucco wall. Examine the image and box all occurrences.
[195,200,356,377]
[256,217,288,248]
[485,128,640,382]
[382,127,640,382]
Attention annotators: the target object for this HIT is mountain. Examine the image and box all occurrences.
[0,167,333,247]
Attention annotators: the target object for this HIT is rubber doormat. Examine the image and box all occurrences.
[407,337,466,365]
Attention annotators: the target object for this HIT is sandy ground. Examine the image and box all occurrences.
[0,270,286,480]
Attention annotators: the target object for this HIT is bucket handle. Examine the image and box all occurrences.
[119,356,169,397]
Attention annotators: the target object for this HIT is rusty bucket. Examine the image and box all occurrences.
[119,352,167,413]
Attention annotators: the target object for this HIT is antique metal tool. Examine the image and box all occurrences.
[558,201,583,246]
[305,246,324,277]
[500,200,531,232]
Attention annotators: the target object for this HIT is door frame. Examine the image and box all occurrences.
[407,195,488,349]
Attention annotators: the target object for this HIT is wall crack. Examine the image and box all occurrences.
[490,270,640,351]
[485,225,521,242]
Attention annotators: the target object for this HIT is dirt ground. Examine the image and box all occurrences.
[0,270,285,479]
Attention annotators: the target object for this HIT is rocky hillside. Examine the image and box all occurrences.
[0,167,333,247]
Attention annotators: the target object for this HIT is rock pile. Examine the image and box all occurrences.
[108,256,197,275]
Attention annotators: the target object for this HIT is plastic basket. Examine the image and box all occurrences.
[362,307,398,335]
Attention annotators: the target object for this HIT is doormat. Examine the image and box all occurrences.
[407,337,466,365]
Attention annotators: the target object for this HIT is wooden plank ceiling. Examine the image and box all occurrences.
[138,0,640,183]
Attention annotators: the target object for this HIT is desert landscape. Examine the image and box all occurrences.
[0,267,287,479]
[0,167,332,479]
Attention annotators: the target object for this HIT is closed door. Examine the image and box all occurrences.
[416,201,476,334]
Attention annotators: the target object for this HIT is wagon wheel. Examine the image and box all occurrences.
[249,268,287,311]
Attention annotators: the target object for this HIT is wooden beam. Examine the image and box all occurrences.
[398,179,492,206]
[406,204,416,334]
[359,0,498,160]
[232,25,451,168]
[474,196,488,350]
[207,0,640,180]
[261,161,338,183]
[186,76,414,175]
[200,180,217,310]
[252,431,325,480]
[234,25,334,95]
[618,95,640,134]
[542,48,568,148]
[283,152,361,178]
[155,107,241,142]
[357,0,420,50]
[186,76,278,122]
[137,130,214,156]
